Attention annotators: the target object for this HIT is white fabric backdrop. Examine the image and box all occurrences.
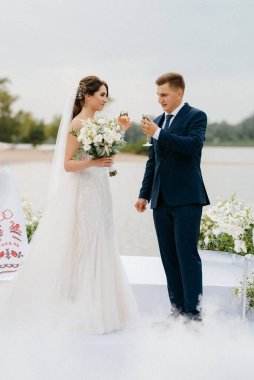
[0,167,28,280]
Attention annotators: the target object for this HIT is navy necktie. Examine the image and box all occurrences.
[164,114,174,130]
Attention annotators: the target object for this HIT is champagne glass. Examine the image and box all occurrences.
[142,114,153,147]
[119,110,128,117]
[118,111,129,128]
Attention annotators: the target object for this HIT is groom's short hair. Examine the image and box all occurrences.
[156,73,185,92]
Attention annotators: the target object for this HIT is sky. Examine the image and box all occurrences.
[1,0,254,124]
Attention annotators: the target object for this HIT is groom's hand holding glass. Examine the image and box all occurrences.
[141,117,158,137]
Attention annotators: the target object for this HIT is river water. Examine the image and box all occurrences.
[3,147,254,257]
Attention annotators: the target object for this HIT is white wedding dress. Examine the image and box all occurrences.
[3,161,139,334]
[1,91,139,335]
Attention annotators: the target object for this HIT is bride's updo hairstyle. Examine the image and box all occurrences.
[72,76,109,118]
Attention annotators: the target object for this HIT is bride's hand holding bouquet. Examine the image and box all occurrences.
[92,156,114,168]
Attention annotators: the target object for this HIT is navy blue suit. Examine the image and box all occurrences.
[139,103,209,316]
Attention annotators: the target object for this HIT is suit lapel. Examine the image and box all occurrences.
[168,103,190,133]
[153,114,165,128]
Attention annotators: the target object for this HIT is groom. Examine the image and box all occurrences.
[135,72,209,321]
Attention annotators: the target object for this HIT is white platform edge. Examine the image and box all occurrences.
[121,251,244,288]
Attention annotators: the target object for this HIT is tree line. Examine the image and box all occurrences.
[0,78,60,146]
[1,77,254,151]
[123,113,254,154]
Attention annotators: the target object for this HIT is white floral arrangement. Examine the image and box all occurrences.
[22,199,42,242]
[199,195,254,256]
[70,118,126,176]
[233,273,254,314]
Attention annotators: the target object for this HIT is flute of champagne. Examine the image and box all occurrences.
[118,111,129,128]
[142,114,153,147]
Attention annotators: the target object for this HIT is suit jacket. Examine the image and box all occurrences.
[139,103,210,208]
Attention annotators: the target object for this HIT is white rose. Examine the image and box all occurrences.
[234,239,247,254]
[83,144,91,152]
[104,134,114,145]
[204,236,210,245]
[234,240,242,253]
[22,200,31,210]
[242,242,247,254]
[97,118,106,125]
[104,127,111,134]
[94,134,103,143]
[115,133,122,142]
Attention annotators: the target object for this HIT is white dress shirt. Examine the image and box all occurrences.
[153,102,185,140]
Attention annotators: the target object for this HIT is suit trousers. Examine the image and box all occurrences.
[153,197,203,315]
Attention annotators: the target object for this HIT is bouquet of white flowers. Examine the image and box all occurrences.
[71,118,126,176]
[199,194,254,256]
[22,199,42,242]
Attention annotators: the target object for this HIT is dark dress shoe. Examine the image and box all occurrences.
[185,313,203,323]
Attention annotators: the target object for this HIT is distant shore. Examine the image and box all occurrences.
[1,145,254,166]
[0,146,147,164]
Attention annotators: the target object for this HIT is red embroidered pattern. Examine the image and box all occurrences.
[0,209,13,221]
[0,269,18,275]
[0,263,19,269]
[0,208,25,276]
[9,221,22,236]
[0,242,20,248]
[12,235,22,242]
[0,248,23,260]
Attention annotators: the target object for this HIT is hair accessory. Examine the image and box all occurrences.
[76,83,87,100]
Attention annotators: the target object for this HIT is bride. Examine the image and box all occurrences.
[3,75,139,334]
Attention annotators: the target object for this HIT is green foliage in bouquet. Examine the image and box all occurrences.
[198,195,254,256]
